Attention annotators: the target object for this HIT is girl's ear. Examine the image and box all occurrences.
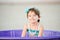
[38,16,40,19]
[38,16,41,19]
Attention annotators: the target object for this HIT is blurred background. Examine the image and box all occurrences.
[0,0,60,31]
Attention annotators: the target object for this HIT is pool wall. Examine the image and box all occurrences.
[0,30,60,39]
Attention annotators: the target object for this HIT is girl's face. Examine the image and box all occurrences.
[28,11,39,23]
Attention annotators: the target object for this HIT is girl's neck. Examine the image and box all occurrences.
[30,22,39,26]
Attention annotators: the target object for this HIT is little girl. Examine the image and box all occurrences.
[21,8,44,37]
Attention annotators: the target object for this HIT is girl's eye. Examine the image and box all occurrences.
[28,15,31,17]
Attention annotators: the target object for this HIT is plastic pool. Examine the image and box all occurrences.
[0,30,60,40]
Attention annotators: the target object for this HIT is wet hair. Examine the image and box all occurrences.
[27,8,40,22]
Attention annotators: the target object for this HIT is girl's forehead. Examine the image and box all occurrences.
[28,11,36,15]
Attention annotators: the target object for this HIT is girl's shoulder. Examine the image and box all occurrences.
[23,23,28,29]
[38,23,44,30]
[24,23,29,29]
[40,23,44,27]
[39,23,44,28]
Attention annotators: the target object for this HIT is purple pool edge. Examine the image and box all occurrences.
[0,30,60,39]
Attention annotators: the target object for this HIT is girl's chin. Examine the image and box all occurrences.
[29,20,37,23]
[30,21,37,23]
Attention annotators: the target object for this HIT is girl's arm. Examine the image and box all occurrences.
[21,24,27,37]
[38,24,44,37]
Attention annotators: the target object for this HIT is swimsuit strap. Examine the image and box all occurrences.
[38,23,40,30]
[27,23,30,29]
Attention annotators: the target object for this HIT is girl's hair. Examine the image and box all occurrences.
[27,8,40,22]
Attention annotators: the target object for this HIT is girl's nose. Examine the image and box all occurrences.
[31,16,34,19]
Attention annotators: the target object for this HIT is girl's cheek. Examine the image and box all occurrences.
[34,16,38,21]
[28,17,31,21]
[28,17,31,20]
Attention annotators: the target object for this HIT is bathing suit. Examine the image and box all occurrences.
[27,24,40,37]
